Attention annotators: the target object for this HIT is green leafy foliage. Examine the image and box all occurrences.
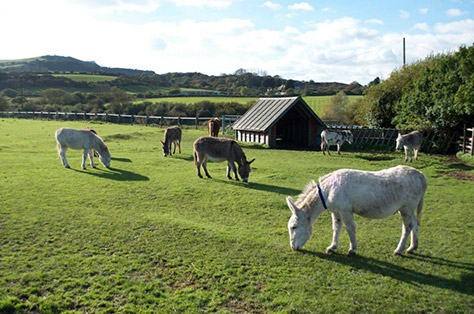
[363,44,474,132]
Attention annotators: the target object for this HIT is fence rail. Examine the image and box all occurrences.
[460,125,474,157]
[1,111,460,154]
[0,111,241,134]
[326,125,459,154]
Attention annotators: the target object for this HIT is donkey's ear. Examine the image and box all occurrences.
[248,158,255,164]
[286,196,299,215]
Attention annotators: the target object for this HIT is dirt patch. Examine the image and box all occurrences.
[438,171,474,181]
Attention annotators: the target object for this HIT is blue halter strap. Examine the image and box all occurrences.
[317,184,328,210]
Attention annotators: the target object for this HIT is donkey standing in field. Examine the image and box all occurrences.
[287,165,427,255]
[396,130,422,162]
[161,126,182,157]
[55,127,111,169]
[193,136,255,182]
[321,130,353,155]
[207,118,221,137]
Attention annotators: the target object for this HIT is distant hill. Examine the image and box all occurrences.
[0,55,155,76]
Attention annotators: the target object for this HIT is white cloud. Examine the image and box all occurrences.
[70,0,160,14]
[262,1,280,9]
[171,0,231,9]
[446,8,464,17]
[434,19,474,33]
[321,7,330,12]
[1,0,473,85]
[288,2,314,11]
[400,9,410,19]
[419,8,428,15]
[365,19,384,25]
[412,23,430,32]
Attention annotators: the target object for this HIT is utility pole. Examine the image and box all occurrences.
[403,37,406,66]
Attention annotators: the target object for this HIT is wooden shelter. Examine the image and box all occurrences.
[232,96,326,149]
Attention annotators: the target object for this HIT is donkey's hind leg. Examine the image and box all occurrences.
[414,148,419,161]
[326,212,343,253]
[202,160,212,178]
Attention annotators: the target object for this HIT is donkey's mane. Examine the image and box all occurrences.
[295,180,320,208]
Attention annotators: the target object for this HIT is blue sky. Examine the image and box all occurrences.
[1,0,473,84]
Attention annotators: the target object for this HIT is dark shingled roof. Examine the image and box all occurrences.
[232,96,325,132]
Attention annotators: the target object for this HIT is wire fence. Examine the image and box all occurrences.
[0,111,241,134]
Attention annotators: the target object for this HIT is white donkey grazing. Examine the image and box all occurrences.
[55,127,111,169]
[287,165,427,255]
[396,130,422,162]
[321,130,353,155]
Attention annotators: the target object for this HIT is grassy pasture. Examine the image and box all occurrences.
[0,119,473,313]
[51,74,118,83]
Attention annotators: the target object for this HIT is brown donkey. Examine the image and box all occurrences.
[193,136,255,182]
[207,118,221,137]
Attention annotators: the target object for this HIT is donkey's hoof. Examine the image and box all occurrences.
[406,247,416,254]
[348,250,356,256]
[326,247,336,254]
[393,250,403,256]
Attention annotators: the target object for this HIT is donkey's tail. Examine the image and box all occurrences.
[416,197,423,226]
[193,150,198,165]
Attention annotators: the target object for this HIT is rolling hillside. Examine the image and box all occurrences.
[0,55,155,76]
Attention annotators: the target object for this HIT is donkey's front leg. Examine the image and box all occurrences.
[404,147,409,162]
[395,214,416,255]
[227,161,238,180]
[414,148,419,161]
[326,213,343,253]
[341,212,357,255]
[88,150,96,168]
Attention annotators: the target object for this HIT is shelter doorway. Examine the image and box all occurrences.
[275,106,309,148]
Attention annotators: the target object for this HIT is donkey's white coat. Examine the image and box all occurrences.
[396,130,422,162]
[55,127,111,169]
[287,165,427,255]
[321,130,353,155]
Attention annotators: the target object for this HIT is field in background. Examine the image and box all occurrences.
[1,119,472,313]
[52,74,118,83]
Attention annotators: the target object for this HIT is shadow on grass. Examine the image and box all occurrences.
[355,154,396,162]
[111,157,132,162]
[300,250,474,295]
[171,154,195,162]
[72,167,149,181]
[214,178,300,195]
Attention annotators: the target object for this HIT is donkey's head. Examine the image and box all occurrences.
[395,133,404,150]
[286,196,312,250]
[98,142,111,168]
[238,158,255,182]
[161,140,169,157]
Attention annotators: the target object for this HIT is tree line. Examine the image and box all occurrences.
[319,44,473,138]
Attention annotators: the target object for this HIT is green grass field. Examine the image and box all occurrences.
[51,74,118,83]
[1,119,473,313]
[132,96,362,116]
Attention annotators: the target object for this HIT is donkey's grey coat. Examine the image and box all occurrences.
[161,126,182,157]
[396,130,422,162]
[193,136,255,182]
